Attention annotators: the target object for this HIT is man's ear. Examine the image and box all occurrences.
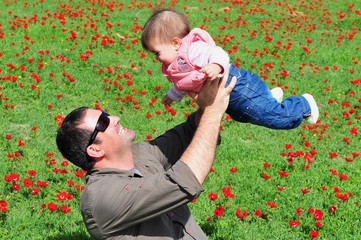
[171,37,182,50]
[87,145,105,159]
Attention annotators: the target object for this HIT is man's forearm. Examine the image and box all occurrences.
[180,108,223,184]
[181,72,235,184]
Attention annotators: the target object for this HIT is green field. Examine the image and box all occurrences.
[0,0,360,239]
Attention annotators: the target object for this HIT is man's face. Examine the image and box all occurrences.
[83,109,135,155]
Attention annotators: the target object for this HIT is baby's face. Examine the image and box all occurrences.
[149,39,178,66]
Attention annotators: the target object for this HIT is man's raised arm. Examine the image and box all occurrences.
[181,72,236,184]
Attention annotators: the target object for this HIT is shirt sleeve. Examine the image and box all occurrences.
[166,86,188,102]
[148,112,197,170]
[189,41,230,77]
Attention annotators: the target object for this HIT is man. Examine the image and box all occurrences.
[56,73,235,239]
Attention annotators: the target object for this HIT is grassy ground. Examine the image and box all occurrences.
[0,0,360,239]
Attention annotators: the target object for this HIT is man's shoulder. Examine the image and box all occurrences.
[132,141,162,160]
[80,169,137,211]
[132,142,165,175]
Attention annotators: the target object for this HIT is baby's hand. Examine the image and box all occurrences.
[162,95,173,107]
[201,63,223,81]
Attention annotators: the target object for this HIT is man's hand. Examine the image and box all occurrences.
[200,63,223,81]
[190,70,236,118]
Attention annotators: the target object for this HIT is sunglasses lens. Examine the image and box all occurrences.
[89,111,110,146]
[97,112,110,131]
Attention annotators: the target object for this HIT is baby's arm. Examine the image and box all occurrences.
[201,63,223,81]
[162,95,173,107]
[189,41,229,79]
[164,86,187,106]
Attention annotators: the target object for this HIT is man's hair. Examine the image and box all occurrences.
[141,9,190,51]
[56,107,98,171]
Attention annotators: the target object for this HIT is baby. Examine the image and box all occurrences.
[141,9,319,129]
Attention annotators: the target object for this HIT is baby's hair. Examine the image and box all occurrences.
[141,9,190,51]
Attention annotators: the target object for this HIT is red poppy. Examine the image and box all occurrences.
[262,173,271,179]
[230,167,238,173]
[214,206,224,217]
[321,186,328,191]
[315,222,322,228]
[263,162,271,168]
[4,174,13,182]
[309,230,319,238]
[75,185,85,191]
[236,208,248,219]
[267,201,277,208]
[288,220,300,227]
[208,192,218,201]
[11,173,20,181]
[350,127,358,136]
[48,202,58,212]
[74,171,85,177]
[296,208,303,216]
[23,178,33,188]
[351,152,359,158]
[61,161,69,167]
[61,205,71,213]
[31,187,39,196]
[329,206,337,212]
[12,183,21,191]
[312,210,323,220]
[18,140,25,147]
[304,152,315,163]
[56,191,69,201]
[37,180,49,187]
[301,189,310,194]
[255,210,262,217]
[222,187,235,198]
[338,173,349,180]
[335,193,349,201]
[308,207,315,214]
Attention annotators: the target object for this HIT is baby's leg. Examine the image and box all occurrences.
[226,65,315,130]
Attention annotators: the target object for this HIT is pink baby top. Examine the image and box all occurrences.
[162,28,229,102]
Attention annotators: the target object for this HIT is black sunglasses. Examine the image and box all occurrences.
[88,110,110,145]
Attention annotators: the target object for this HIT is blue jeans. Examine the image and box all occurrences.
[226,64,311,130]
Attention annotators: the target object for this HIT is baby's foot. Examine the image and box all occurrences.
[270,87,283,103]
[302,94,319,125]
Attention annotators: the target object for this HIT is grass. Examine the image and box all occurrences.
[0,0,360,239]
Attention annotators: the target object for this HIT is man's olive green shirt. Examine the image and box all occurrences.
[79,114,208,239]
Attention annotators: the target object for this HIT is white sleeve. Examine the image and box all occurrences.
[188,41,230,76]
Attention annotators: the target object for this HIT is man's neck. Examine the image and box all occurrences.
[93,152,134,170]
